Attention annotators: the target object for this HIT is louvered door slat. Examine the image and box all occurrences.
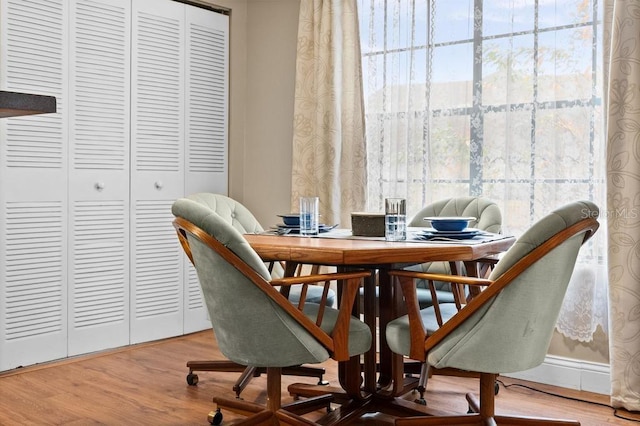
[67,0,130,356]
[186,10,228,185]
[69,198,129,356]
[129,0,185,344]
[72,201,127,326]
[131,199,183,343]
[1,0,68,371]
[1,201,67,369]
[187,25,227,174]
[133,5,183,173]
[184,8,228,332]
[71,0,129,170]
[187,266,203,310]
[1,0,227,370]
[2,0,66,169]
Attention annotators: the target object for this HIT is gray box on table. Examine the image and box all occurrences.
[351,212,386,237]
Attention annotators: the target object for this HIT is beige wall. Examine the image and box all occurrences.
[242,0,300,226]
[548,327,609,365]
[208,0,299,227]
[210,0,608,366]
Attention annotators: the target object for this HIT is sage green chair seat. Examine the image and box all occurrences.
[172,197,371,424]
[386,200,599,425]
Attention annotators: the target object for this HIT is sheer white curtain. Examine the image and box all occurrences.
[358,0,608,341]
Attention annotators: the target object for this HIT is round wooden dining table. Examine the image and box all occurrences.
[244,230,516,422]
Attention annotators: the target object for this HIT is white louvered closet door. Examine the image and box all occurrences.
[0,0,228,369]
[68,0,131,356]
[130,0,186,343]
[183,7,229,333]
[0,0,69,371]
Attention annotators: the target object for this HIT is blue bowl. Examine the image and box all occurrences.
[278,214,300,226]
[425,216,475,232]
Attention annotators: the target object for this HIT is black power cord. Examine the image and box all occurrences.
[497,379,640,423]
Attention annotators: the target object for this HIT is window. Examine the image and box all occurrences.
[358,0,608,341]
[358,0,604,237]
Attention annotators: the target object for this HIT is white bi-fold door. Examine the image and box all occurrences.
[0,0,227,371]
[130,0,228,343]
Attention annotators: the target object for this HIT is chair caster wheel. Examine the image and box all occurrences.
[415,398,426,406]
[317,379,330,386]
[208,408,223,425]
[186,373,199,386]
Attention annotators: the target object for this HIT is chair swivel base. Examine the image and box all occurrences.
[395,373,581,426]
[288,382,353,405]
[403,362,499,405]
[186,360,328,398]
[210,367,333,425]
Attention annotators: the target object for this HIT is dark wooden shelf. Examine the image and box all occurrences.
[0,90,57,118]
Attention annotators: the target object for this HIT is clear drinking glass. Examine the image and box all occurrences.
[299,196,319,236]
[385,198,406,241]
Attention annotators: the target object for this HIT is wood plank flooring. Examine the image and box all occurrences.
[0,330,638,425]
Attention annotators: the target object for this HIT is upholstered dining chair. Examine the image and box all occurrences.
[406,196,502,308]
[358,196,501,319]
[386,200,599,425]
[172,197,372,425]
[397,196,503,395]
[179,193,336,396]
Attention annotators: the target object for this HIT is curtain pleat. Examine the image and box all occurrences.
[291,0,367,226]
[605,0,640,411]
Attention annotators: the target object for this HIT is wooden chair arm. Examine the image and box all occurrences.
[270,271,370,286]
[394,273,428,361]
[271,270,369,323]
[331,275,363,360]
[389,270,494,360]
[477,256,499,265]
[270,270,370,360]
[390,269,493,287]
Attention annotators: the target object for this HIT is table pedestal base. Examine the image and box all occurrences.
[317,394,457,425]
[289,380,456,425]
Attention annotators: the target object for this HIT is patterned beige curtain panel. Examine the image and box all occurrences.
[605,0,640,412]
[291,0,367,227]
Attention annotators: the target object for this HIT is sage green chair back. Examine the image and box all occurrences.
[406,196,502,307]
[408,196,502,233]
[181,192,335,306]
[172,197,371,367]
[183,192,264,234]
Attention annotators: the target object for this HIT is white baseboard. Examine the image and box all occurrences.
[503,355,611,396]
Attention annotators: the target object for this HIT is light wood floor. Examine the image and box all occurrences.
[0,330,638,425]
